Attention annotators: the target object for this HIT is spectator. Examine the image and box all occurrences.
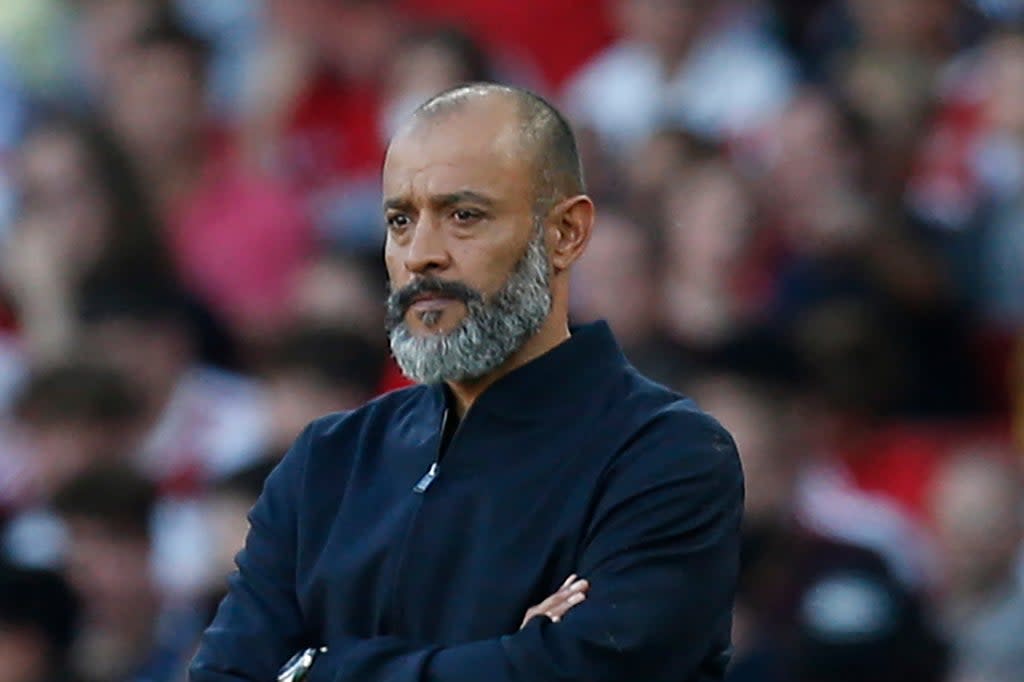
[240,0,401,245]
[658,159,763,354]
[104,16,312,338]
[825,0,972,212]
[564,0,795,150]
[1,363,145,572]
[260,325,386,453]
[288,250,414,396]
[77,285,268,491]
[931,453,1024,682]
[54,464,205,682]
[791,565,948,682]
[692,374,946,682]
[571,209,683,382]
[66,0,172,104]
[7,363,144,505]
[196,458,278,619]
[757,90,871,265]
[0,562,79,682]
[758,90,982,417]
[619,128,714,228]
[399,0,613,90]
[290,249,388,341]
[380,26,492,145]
[2,114,175,362]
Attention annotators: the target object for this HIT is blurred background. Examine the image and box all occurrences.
[0,1,1022,681]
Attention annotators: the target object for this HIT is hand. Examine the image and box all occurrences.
[520,574,589,629]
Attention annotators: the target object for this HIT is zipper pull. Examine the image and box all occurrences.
[413,462,439,493]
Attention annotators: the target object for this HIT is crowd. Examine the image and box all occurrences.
[0,1,1021,681]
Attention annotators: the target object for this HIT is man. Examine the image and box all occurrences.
[260,324,388,454]
[54,464,208,682]
[190,83,743,682]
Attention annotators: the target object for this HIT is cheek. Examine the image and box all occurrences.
[450,231,526,294]
[384,238,406,286]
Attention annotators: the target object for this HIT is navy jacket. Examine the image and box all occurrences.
[190,322,743,682]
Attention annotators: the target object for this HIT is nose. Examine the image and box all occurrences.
[403,215,451,275]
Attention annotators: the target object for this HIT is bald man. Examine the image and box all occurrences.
[190,84,743,682]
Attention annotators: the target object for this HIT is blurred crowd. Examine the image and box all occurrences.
[0,1,1022,681]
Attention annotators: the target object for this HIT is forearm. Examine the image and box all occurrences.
[305,607,729,682]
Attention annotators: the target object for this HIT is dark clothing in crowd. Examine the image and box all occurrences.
[190,322,744,682]
[729,523,949,682]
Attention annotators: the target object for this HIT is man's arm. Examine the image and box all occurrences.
[192,409,744,682]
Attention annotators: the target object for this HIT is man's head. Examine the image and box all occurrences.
[53,464,158,626]
[261,325,386,450]
[13,363,145,498]
[614,0,711,64]
[382,83,594,385]
[77,284,197,409]
[571,211,657,347]
[106,15,209,165]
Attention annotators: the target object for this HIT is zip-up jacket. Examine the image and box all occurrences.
[190,321,744,682]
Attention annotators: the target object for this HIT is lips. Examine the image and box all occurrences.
[409,294,458,312]
[385,277,483,332]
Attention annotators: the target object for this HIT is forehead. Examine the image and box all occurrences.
[382,107,534,199]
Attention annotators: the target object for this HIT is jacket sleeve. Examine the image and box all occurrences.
[189,425,315,682]
[308,410,744,682]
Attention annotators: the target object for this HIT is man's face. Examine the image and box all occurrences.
[381,101,553,383]
[619,0,706,56]
[63,520,152,624]
[108,45,204,160]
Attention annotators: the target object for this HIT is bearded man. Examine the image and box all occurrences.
[190,84,743,682]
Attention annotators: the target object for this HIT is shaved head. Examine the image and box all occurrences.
[406,83,585,213]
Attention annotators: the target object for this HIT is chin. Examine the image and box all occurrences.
[408,310,465,335]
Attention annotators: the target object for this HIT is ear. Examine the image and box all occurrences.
[548,195,595,273]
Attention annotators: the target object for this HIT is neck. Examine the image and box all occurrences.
[445,314,570,418]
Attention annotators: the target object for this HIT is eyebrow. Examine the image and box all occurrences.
[383,191,498,211]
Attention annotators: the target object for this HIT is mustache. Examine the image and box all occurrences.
[386,277,484,325]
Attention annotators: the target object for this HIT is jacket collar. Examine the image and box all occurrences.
[431,320,628,423]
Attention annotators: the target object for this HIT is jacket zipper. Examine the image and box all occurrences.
[413,408,449,493]
[384,407,451,631]
[413,462,439,493]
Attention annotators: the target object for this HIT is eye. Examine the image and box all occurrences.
[452,208,483,225]
[387,213,411,233]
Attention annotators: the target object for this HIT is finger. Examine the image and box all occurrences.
[546,591,587,622]
[537,580,588,612]
[522,579,590,629]
[560,573,578,590]
[554,579,589,599]
[562,579,589,596]
[537,581,590,622]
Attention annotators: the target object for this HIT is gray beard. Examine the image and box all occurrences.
[386,226,552,385]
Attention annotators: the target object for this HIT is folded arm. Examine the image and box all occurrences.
[189,412,743,682]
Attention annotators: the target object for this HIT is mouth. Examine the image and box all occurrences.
[408,293,460,313]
